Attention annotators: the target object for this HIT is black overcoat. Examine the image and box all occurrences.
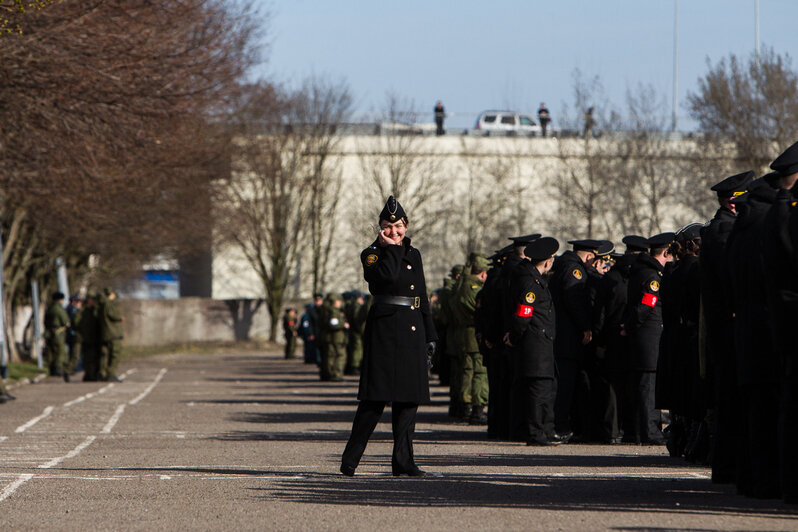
[508,260,556,378]
[550,251,591,362]
[358,237,437,403]
[625,253,664,371]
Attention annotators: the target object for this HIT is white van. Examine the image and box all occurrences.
[474,110,542,136]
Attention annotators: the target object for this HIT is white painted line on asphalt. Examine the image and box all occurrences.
[15,406,54,433]
[129,368,167,405]
[0,436,7,442]
[38,436,97,469]
[102,404,126,433]
[97,383,114,394]
[0,474,34,503]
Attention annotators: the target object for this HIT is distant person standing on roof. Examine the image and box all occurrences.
[537,103,551,138]
[434,101,446,136]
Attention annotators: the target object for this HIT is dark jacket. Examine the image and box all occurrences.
[550,250,591,361]
[508,260,556,378]
[725,175,780,386]
[594,253,636,370]
[625,253,664,371]
[358,237,437,403]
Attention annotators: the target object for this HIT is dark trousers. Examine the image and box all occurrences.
[741,383,781,499]
[524,376,556,444]
[631,370,662,442]
[711,360,738,484]
[496,348,514,439]
[341,400,418,472]
[782,369,798,503]
[554,357,579,434]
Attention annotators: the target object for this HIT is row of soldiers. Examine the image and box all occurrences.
[432,139,798,504]
[44,288,125,383]
[283,292,368,381]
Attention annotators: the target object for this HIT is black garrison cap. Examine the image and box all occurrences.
[525,237,560,262]
[567,239,604,253]
[710,170,754,198]
[622,235,649,252]
[771,141,798,177]
[676,222,704,242]
[508,233,541,245]
[379,195,407,223]
[595,240,615,257]
[648,232,676,250]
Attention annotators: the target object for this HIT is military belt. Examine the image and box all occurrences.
[373,295,421,309]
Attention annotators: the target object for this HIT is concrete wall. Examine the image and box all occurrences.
[118,298,271,347]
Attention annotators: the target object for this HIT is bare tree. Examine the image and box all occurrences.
[0,0,261,359]
[216,78,350,341]
[357,93,447,238]
[549,70,619,239]
[687,48,798,173]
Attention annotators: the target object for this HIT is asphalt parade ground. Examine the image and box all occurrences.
[0,347,796,531]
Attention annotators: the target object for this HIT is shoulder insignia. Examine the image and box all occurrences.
[365,254,378,266]
[572,268,583,280]
[471,284,478,289]
[525,291,536,304]
[649,280,660,292]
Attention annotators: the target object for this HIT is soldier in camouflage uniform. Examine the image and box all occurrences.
[319,293,349,381]
[44,292,70,381]
[283,308,299,359]
[452,254,490,425]
[345,292,367,375]
[98,288,124,382]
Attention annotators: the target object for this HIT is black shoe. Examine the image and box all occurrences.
[63,373,70,383]
[5,393,15,400]
[468,405,488,425]
[340,464,355,477]
[527,439,562,446]
[551,431,573,443]
[109,376,122,383]
[392,466,426,477]
[0,395,6,404]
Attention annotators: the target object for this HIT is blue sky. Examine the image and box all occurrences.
[251,1,797,130]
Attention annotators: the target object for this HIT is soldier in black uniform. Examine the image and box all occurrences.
[507,237,562,446]
[475,247,510,438]
[341,196,437,477]
[761,141,798,504]
[550,239,601,440]
[726,168,787,499]
[658,223,705,460]
[624,232,674,445]
[593,235,649,444]
[699,170,753,483]
[501,234,541,440]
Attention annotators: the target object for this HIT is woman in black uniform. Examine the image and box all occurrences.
[340,196,437,477]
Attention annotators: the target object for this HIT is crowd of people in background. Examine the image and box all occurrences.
[288,139,798,504]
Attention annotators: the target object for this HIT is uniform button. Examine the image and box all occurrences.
[410,284,415,290]
[411,326,416,331]
[406,264,412,270]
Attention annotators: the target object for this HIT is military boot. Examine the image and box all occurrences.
[468,405,488,425]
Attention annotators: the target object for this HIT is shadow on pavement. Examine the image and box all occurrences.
[257,472,798,519]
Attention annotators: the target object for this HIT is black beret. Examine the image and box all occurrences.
[379,195,407,223]
[568,239,604,253]
[508,233,541,245]
[622,235,649,252]
[710,170,754,198]
[525,237,559,262]
[771,141,798,177]
[53,291,65,300]
[676,222,704,242]
[648,232,676,249]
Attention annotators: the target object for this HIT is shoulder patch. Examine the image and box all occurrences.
[365,254,378,266]
[572,268,583,280]
[525,291,536,304]
[649,280,660,292]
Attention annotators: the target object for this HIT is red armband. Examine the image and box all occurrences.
[515,304,534,317]
[641,293,658,308]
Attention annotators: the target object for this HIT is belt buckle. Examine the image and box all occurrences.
[413,296,420,309]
